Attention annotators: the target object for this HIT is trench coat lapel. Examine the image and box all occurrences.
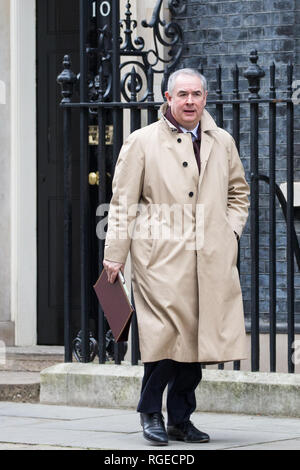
[198,109,217,189]
[159,105,218,188]
[198,133,213,189]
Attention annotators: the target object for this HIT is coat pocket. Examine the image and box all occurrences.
[226,221,239,266]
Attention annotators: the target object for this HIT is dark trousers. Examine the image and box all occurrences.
[137,359,202,426]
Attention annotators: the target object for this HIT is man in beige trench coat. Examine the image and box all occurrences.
[103,68,250,446]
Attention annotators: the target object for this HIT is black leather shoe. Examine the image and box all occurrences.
[168,420,210,443]
[140,413,168,446]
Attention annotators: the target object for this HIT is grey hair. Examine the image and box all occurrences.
[167,68,208,96]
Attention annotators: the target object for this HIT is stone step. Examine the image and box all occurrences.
[0,372,40,403]
[0,346,64,403]
[41,363,300,418]
[0,346,64,373]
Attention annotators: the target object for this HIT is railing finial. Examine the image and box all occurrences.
[244,50,265,100]
[57,55,77,103]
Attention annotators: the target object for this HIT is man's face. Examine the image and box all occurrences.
[165,74,207,130]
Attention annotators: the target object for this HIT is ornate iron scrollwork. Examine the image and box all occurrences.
[168,0,187,16]
[87,24,112,104]
[120,2,145,53]
[96,0,184,102]
[105,330,128,362]
[58,1,184,103]
[141,0,183,74]
[73,330,99,363]
[60,0,184,104]
[72,329,127,363]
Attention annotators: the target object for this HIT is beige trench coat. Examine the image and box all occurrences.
[104,103,250,364]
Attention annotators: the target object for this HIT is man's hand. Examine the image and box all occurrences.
[103,259,124,284]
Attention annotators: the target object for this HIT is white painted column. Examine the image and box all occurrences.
[0,0,13,345]
[10,0,37,345]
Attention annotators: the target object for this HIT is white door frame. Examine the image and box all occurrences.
[10,0,37,345]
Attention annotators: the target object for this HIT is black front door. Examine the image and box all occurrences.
[37,0,81,344]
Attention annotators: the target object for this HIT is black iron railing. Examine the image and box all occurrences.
[57,0,298,373]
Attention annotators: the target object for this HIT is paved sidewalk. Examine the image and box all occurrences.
[0,402,300,450]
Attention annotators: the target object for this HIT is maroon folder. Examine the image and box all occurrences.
[93,269,134,343]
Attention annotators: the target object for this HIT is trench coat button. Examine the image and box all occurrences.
[177,138,182,143]
[189,192,194,198]
[183,162,188,167]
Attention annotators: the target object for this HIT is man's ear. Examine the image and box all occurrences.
[165,91,172,105]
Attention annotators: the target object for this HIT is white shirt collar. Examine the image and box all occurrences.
[179,123,200,140]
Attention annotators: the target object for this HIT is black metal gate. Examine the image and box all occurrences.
[57,0,298,373]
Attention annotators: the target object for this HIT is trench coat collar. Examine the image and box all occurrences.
[160,103,217,188]
[159,102,218,134]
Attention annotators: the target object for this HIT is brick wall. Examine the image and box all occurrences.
[172,0,300,329]
[175,0,299,84]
